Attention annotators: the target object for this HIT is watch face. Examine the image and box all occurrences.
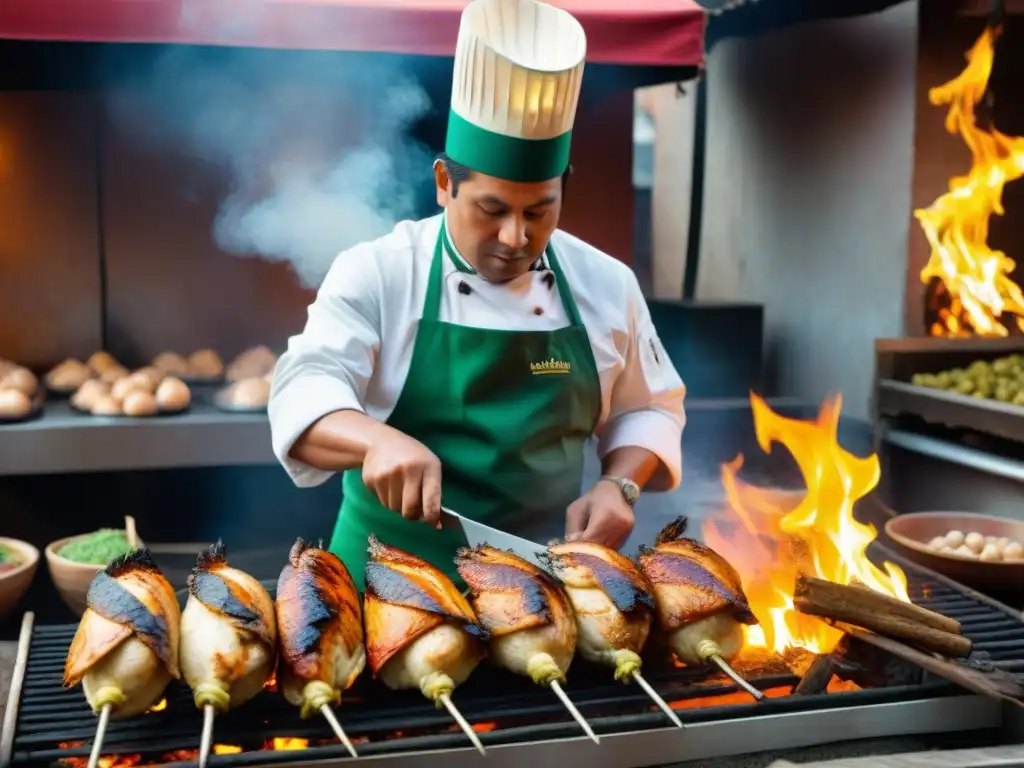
[622,480,640,506]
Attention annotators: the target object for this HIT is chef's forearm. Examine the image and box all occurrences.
[600,446,660,490]
[289,410,394,471]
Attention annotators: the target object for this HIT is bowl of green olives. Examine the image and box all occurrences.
[911,354,1024,405]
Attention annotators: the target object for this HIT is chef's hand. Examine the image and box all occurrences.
[565,481,635,550]
[362,427,443,525]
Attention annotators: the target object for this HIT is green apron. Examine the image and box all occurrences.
[329,221,602,591]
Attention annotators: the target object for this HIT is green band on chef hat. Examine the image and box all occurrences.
[445,109,573,183]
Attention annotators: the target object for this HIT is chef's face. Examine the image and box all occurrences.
[435,160,563,283]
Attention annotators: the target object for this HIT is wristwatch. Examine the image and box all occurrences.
[600,475,641,507]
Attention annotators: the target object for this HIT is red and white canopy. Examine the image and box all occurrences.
[0,0,706,67]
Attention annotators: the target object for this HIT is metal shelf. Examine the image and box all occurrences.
[0,401,273,476]
[876,379,1024,444]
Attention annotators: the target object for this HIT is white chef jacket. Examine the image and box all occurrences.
[270,213,687,492]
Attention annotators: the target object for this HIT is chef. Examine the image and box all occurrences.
[269,0,686,590]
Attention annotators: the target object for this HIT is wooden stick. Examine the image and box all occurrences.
[124,516,138,549]
[319,704,359,759]
[548,680,600,744]
[86,703,112,768]
[631,672,684,728]
[793,654,837,696]
[198,704,215,768]
[831,622,1024,707]
[796,575,962,634]
[438,692,486,756]
[709,655,766,702]
[794,576,972,658]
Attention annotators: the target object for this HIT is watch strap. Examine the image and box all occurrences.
[600,475,641,507]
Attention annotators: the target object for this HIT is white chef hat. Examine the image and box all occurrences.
[445,0,587,183]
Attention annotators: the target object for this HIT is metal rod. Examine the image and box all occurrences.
[319,704,359,759]
[0,611,34,768]
[709,655,765,702]
[548,680,599,744]
[438,693,485,756]
[199,704,215,768]
[86,704,112,768]
[631,672,684,728]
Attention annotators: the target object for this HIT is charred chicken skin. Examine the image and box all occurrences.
[456,544,577,685]
[64,549,181,718]
[364,535,487,704]
[543,541,655,681]
[637,517,758,666]
[275,538,366,719]
[179,542,277,713]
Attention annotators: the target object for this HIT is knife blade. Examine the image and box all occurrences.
[439,507,549,570]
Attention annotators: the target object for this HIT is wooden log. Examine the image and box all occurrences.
[797,575,962,634]
[831,622,1024,708]
[792,637,849,696]
[794,576,973,658]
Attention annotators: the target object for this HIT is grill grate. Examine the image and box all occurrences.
[2,553,1022,768]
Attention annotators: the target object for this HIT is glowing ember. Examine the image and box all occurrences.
[703,394,909,655]
[916,25,1024,337]
[147,699,167,713]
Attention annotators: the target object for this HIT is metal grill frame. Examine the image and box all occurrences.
[2,546,1020,768]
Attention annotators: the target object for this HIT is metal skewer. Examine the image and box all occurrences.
[86,703,112,768]
[199,704,215,768]
[438,692,486,755]
[709,655,765,702]
[548,680,599,744]
[630,672,684,728]
[124,516,138,548]
[319,704,359,759]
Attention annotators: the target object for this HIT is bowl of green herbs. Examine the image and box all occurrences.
[45,522,143,616]
[0,538,39,619]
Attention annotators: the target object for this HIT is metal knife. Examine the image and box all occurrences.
[439,506,549,570]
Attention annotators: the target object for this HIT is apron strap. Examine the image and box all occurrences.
[424,218,587,328]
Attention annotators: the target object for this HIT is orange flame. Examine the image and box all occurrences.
[703,394,909,655]
[916,26,1024,337]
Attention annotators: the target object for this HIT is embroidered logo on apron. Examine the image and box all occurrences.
[530,358,572,375]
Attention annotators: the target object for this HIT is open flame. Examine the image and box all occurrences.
[915,25,1024,337]
[704,394,909,655]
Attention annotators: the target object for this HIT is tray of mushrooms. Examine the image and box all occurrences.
[213,345,277,413]
[0,359,44,423]
[64,353,192,418]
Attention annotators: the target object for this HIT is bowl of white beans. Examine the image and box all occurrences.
[884,512,1024,592]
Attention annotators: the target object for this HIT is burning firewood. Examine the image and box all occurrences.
[637,517,765,702]
[364,535,488,755]
[542,540,683,727]
[275,538,364,758]
[456,544,600,744]
[63,549,181,768]
[793,575,972,658]
[180,542,277,768]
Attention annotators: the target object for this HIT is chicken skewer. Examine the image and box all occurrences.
[63,549,181,768]
[275,538,364,758]
[179,542,278,768]
[363,534,487,755]
[456,544,599,745]
[543,541,683,728]
[637,517,765,702]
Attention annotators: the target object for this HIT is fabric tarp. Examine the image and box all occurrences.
[0,0,706,67]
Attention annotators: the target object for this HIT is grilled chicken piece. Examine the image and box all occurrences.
[364,535,486,704]
[543,541,655,681]
[179,542,277,713]
[456,545,577,685]
[276,538,366,718]
[64,549,181,718]
[637,517,758,666]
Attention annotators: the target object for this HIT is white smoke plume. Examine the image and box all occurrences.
[106,45,434,287]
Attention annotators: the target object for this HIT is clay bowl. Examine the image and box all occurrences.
[0,538,40,620]
[45,534,144,617]
[884,512,1024,593]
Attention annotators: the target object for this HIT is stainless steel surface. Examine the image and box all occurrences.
[883,430,1024,485]
[439,507,548,568]
[0,402,273,476]
[769,744,1024,767]
[232,696,1001,768]
[0,613,34,768]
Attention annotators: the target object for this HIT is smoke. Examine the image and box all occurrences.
[106,45,434,287]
